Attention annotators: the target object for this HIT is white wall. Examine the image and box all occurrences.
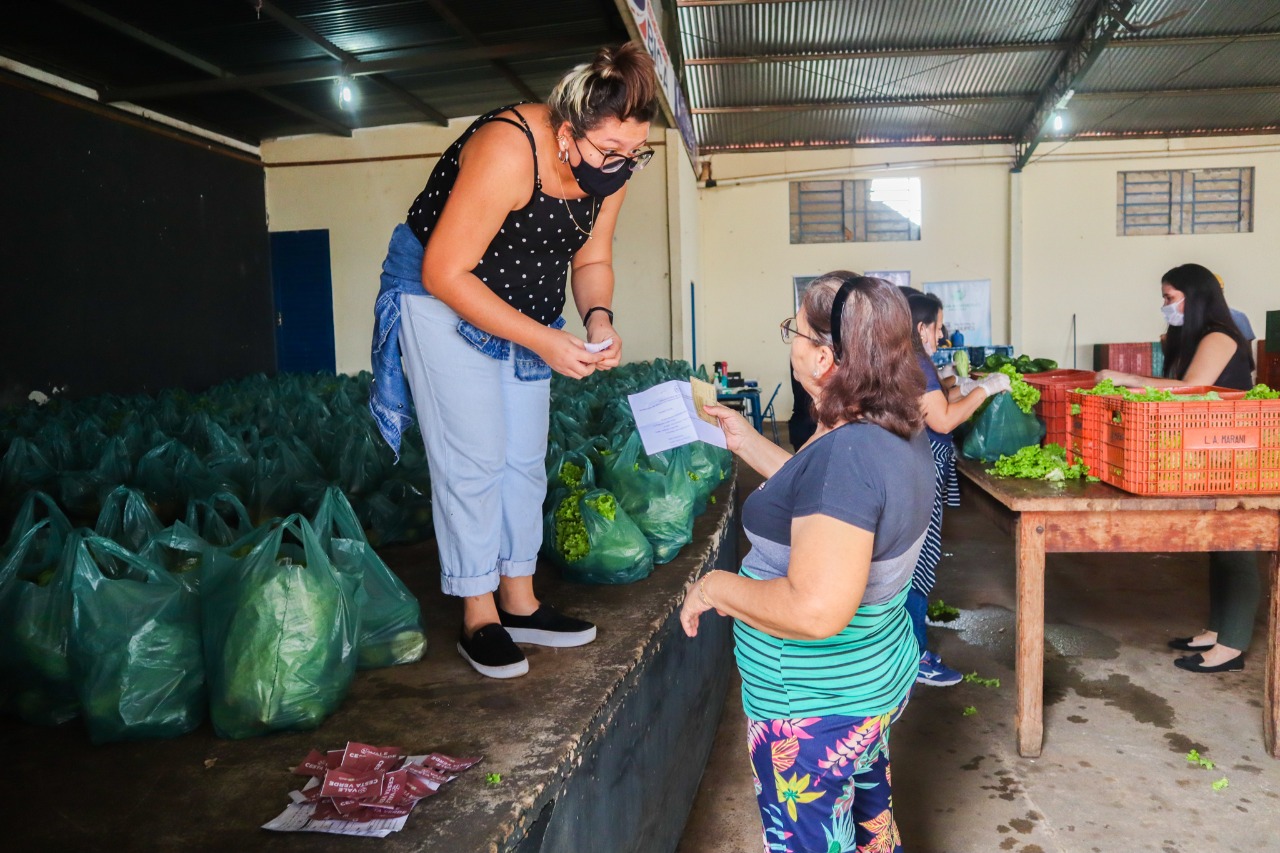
[697,145,1013,420]
[1019,137,1280,370]
[261,119,682,375]
[697,137,1280,421]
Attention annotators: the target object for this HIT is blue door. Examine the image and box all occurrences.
[270,230,337,374]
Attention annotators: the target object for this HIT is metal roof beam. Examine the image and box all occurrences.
[1013,0,1134,172]
[686,42,1072,65]
[1074,83,1280,100]
[250,0,448,126]
[1110,30,1280,49]
[55,0,352,137]
[422,0,539,101]
[103,39,596,103]
[692,94,1034,114]
[684,29,1280,66]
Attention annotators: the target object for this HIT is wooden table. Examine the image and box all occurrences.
[956,457,1280,758]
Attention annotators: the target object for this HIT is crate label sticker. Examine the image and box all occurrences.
[1183,427,1260,450]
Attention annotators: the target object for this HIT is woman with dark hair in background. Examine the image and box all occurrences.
[904,292,1010,686]
[681,273,934,851]
[1097,262,1256,673]
[369,44,659,679]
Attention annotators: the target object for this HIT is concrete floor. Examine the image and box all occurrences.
[678,463,1279,853]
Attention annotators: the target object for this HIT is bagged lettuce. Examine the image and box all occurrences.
[69,535,205,743]
[201,515,362,739]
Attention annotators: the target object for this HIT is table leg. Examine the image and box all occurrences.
[1015,512,1047,758]
[1266,542,1280,757]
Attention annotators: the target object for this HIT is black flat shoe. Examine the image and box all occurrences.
[1168,636,1214,652]
[1174,652,1244,673]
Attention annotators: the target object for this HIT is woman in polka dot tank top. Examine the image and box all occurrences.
[370,43,659,679]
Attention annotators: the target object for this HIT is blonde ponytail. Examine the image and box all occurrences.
[548,42,659,136]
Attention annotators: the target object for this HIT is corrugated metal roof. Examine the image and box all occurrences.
[678,0,1280,155]
[1,0,1277,152]
[679,0,1085,58]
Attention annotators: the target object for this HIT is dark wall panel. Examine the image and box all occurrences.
[0,77,276,403]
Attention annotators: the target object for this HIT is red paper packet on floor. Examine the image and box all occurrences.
[320,768,385,800]
[341,741,404,773]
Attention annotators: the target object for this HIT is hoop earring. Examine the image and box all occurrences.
[556,137,570,164]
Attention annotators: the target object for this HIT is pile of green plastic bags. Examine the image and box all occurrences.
[0,372,434,548]
[0,485,425,743]
[542,360,733,584]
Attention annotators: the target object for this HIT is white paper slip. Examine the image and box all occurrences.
[585,338,614,353]
[627,380,728,455]
[262,803,403,837]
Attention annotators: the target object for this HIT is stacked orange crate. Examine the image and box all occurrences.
[1093,342,1154,375]
[1023,369,1096,450]
[1069,388,1280,496]
[1257,340,1279,387]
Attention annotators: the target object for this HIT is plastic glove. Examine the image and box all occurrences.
[977,372,1012,396]
[936,363,957,380]
[956,376,981,395]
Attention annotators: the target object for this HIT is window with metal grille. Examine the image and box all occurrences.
[790,178,922,244]
[1117,167,1253,236]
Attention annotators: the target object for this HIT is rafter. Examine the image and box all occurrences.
[1012,0,1135,171]
[423,0,539,101]
[102,39,597,103]
[684,29,1280,66]
[251,0,448,126]
[55,0,352,137]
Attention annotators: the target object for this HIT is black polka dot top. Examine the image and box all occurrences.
[405,104,604,326]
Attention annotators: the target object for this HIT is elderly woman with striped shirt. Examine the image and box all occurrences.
[682,274,935,853]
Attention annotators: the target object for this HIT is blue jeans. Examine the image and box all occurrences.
[397,292,550,597]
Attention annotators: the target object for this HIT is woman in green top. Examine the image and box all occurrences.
[682,273,935,852]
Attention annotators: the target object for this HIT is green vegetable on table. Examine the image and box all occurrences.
[987,443,1095,482]
[996,365,1041,414]
[1245,383,1279,400]
[952,350,970,378]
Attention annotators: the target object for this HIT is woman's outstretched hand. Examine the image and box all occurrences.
[702,403,753,454]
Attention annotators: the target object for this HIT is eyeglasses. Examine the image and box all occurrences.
[578,135,655,174]
[780,317,824,346]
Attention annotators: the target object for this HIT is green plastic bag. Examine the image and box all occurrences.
[596,431,698,564]
[0,521,79,725]
[96,485,164,553]
[68,535,205,743]
[141,520,208,593]
[543,487,654,585]
[312,487,425,669]
[960,393,1047,462]
[184,491,253,549]
[201,515,362,739]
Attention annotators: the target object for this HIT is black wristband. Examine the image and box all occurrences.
[583,306,614,326]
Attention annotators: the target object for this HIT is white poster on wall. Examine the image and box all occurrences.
[865,270,911,291]
[924,279,991,345]
[793,275,820,313]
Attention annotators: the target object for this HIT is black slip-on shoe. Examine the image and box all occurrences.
[498,604,597,648]
[457,624,528,679]
[1168,636,1214,652]
[1174,652,1244,673]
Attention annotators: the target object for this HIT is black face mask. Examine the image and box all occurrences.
[570,156,633,197]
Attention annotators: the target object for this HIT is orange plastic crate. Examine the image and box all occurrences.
[1093,342,1154,376]
[1066,387,1280,496]
[1024,369,1096,450]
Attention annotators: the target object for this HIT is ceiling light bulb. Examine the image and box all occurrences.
[341,85,352,104]
[1052,113,1064,132]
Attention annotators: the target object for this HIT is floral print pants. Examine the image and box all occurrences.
[748,705,904,853]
